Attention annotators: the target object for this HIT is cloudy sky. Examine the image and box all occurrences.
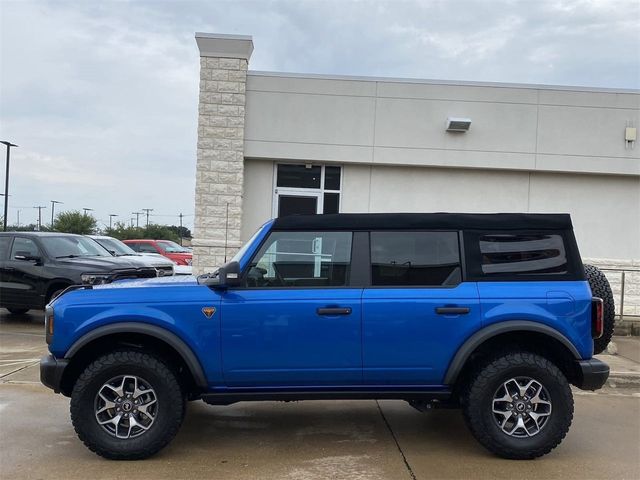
[1,0,638,229]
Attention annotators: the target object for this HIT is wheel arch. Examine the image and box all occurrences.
[445,321,581,386]
[60,322,207,397]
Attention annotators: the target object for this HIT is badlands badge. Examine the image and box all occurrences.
[202,306,217,319]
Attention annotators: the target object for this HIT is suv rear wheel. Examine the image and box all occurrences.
[462,352,573,459]
[70,350,185,460]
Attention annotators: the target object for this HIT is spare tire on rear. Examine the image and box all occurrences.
[584,264,615,355]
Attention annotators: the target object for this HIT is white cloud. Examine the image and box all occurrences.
[0,0,638,226]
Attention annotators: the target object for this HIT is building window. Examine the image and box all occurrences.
[273,164,342,217]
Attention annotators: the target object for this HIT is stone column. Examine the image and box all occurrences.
[193,33,253,274]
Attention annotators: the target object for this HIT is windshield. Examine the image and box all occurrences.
[157,240,190,253]
[42,236,111,258]
[94,237,137,256]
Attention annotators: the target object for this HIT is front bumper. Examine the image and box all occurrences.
[574,358,609,391]
[40,354,69,394]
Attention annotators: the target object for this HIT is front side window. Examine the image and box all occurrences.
[370,231,461,286]
[136,243,160,254]
[479,233,567,275]
[157,240,190,253]
[245,231,352,287]
[10,237,41,259]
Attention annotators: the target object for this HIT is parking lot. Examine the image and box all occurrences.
[1,310,639,480]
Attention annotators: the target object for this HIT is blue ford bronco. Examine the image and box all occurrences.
[40,213,612,460]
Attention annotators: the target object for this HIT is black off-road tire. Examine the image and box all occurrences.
[462,352,574,459]
[6,308,29,315]
[70,350,185,460]
[584,264,615,354]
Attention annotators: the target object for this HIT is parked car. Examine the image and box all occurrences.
[0,232,158,314]
[123,239,192,267]
[88,235,175,277]
[40,213,613,460]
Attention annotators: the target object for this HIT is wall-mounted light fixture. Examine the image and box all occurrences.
[625,121,636,149]
[446,117,472,132]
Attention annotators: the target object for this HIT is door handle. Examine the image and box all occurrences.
[317,307,352,316]
[435,307,470,315]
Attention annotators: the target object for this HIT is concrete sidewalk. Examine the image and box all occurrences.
[596,336,640,389]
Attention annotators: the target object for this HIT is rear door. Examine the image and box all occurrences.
[221,230,363,387]
[362,231,481,385]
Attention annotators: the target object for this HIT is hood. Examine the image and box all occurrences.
[55,255,153,271]
[94,275,198,289]
[115,254,174,268]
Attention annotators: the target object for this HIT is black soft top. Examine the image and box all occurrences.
[272,213,573,231]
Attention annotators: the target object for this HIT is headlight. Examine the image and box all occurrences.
[81,273,112,285]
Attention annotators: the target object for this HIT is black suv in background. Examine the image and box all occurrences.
[0,232,157,314]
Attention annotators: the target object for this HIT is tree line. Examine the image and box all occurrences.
[6,210,192,243]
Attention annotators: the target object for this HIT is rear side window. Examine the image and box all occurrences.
[0,236,12,260]
[479,233,567,275]
[370,231,461,286]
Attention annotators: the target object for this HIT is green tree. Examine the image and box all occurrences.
[105,222,180,243]
[167,225,192,240]
[53,210,97,234]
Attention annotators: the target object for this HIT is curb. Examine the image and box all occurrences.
[606,371,640,390]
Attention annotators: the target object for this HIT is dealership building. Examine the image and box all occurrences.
[192,33,640,315]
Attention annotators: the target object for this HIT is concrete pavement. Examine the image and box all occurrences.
[1,310,639,480]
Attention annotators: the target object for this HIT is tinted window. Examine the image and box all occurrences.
[276,164,321,189]
[136,243,159,253]
[323,193,339,214]
[371,232,461,286]
[479,234,567,275]
[246,231,352,287]
[0,236,11,260]
[10,237,40,259]
[324,166,341,190]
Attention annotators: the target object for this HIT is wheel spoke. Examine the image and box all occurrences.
[492,376,552,438]
[94,374,158,440]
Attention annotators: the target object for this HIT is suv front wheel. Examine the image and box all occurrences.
[462,352,573,459]
[70,350,185,460]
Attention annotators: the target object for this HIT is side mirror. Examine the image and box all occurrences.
[198,261,242,288]
[14,251,42,264]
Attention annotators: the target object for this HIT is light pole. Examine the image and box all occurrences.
[142,208,153,227]
[83,208,93,216]
[132,212,141,228]
[179,213,184,246]
[108,214,118,229]
[1,141,18,232]
[34,205,47,231]
[50,200,62,229]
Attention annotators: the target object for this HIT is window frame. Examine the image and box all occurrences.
[272,163,343,217]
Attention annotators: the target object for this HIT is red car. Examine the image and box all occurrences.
[123,239,193,266]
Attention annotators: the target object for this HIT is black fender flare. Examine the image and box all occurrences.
[443,320,581,385]
[65,322,208,389]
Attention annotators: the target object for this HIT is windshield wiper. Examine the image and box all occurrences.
[56,254,83,259]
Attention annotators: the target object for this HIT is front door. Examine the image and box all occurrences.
[221,230,362,387]
[362,231,481,385]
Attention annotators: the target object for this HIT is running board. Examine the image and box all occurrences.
[201,389,451,405]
